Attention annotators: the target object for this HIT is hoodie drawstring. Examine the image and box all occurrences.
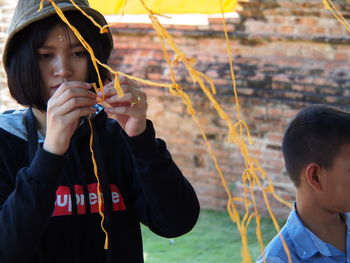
[25,108,39,164]
[25,108,45,263]
[71,136,92,261]
[63,154,81,263]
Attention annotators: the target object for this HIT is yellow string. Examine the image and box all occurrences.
[138,1,293,262]
[88,117,109,250]
[42,0,350,261]
[323,0,350,33]
[40,0,297,260]
[68,0,109,33]
[39,0,111,249]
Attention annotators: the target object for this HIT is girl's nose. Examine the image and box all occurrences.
[54,56,73,79]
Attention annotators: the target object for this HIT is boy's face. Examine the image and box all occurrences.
[321,144,350,213]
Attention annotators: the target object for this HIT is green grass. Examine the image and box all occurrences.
[142,209,283,263]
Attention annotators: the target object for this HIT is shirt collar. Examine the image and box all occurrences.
[286,203,349,260]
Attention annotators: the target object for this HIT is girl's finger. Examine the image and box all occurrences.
[51,81,91,98]
[105,92,133,104]
[61,106,97,122]
[105,98,147,116]
[49,87,96,108]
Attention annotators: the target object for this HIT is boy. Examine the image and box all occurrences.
[257,104,350,263]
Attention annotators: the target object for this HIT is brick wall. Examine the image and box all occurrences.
[107,0,350,217]
[1,0,350,217]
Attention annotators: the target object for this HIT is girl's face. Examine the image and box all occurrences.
[37,23,89,99]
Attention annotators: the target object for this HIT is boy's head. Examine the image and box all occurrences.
[282,104,350,187]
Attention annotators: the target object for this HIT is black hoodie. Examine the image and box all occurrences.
[0,107,200,263]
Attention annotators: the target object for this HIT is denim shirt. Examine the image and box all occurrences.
[256,204,350,263]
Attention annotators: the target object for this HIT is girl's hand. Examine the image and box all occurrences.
[44,81,97,155]
[98,77,147,137]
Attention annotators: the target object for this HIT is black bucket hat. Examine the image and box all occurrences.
[2,0,113,71]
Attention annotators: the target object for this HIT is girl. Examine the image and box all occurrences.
[0,0,200,262]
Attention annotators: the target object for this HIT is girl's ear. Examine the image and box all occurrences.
[304,163,323,191]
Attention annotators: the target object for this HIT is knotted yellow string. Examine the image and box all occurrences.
[39,0,300,260]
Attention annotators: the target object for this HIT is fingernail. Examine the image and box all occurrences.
[97,92,102,97]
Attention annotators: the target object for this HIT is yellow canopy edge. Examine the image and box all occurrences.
[89,0,240,15]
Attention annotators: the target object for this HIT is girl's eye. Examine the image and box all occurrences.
[38,53,53,60]
[73,51,87,57]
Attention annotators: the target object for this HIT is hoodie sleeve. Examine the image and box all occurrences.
[122,120,200,238]
[0,146,65,263]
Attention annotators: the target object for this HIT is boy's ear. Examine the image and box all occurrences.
[304,163,322,191]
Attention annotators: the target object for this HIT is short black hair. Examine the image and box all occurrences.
[5,11,111,111]
[282,104,350,186]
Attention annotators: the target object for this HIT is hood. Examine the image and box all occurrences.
[2,0,113,71]
[0,104,106,142]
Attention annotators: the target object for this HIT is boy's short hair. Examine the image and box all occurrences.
[282,104,350,186]
[5,11,110,111]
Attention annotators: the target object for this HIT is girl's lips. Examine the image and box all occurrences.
[50,83,62,90]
